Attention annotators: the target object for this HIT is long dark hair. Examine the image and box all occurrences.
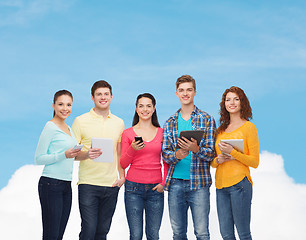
[53,90,73,117]
[218,86,252,133]
[132,93,160,127]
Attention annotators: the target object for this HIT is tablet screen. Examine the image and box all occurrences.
[177,130,204,148]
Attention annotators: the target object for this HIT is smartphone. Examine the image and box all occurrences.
[73,144,84,150]
[134,136,143,143]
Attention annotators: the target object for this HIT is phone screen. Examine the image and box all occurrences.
[135,136,143,143]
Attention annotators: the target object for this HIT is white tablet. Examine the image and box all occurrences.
[220,139,244,156]
[91,138,114,163]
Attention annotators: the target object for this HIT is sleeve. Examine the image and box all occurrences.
[161,159,169,186]
[120,130,136,169]
[162,121,180,165]
[210,155,218,168]
[71,117,82,144]
[118,120,125,143]
[194,116,216,162]
[230,123,259,168]
[35,124,67,165]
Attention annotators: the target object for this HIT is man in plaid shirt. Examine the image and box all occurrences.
[162,75,216,240]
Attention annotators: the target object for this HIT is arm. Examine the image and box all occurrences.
[218,124,259,168]
[162,122,183,165]
[71,118,102,161]
[211,155,218,168]
[211,153,231,168]
[230,125,259,168]
[194,116,216,162]
[161,159,169,186]
[35,124,67,165]
[112,142,126,187]
[120,131,136,169]
[72,118,87,161]
[152,159,169,192]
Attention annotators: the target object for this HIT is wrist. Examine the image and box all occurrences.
[192,146,199,154]
[175,150,182,160]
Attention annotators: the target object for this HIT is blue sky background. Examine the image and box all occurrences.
[0,0,305,189]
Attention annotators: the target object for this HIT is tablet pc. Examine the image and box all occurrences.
[220,139,244,156]
[91,138,114,163]
[177,130,204,148]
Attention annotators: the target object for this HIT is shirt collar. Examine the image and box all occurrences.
[90,108,112,119]
[172,105,199,122]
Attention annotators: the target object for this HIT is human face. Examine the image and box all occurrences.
[52,95,73,120]
[136,97,155,121]
[176,82,196,106]
[225,92,241,115]
[92,87,113,111]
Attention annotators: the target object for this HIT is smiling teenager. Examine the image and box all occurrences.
[120,93,168,240]
[35,90,81,240]
[162,75,216,240]
[211,86,259,240]
[71,80,125,240]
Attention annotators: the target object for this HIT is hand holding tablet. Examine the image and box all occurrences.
[219,139,244,158]
[176,130,204,149]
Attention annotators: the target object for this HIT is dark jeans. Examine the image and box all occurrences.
[78,184,120,240]
[124,180,164,240]
[38,176,72,240]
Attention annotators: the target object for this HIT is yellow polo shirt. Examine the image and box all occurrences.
[211,121,259,189]
[72,108,124,187]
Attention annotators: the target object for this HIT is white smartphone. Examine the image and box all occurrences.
[73,144,84,150]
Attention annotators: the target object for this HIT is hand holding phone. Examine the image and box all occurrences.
[133,136,145,150]
[134,136,143,143]
[73,144,84,150]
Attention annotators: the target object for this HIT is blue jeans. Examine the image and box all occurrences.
[124,180,164,240]
[78,184,120,240]
[168,179,210,240]
[38,176,72,240]
[216,177,253,240]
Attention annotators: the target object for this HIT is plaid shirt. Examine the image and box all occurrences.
[162,106,216,191]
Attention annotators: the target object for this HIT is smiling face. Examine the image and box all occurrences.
[92,87,113,111]
[136,97,155,121]
[52,95,73,120]
[225,91,241,115]
[176,82,196,106]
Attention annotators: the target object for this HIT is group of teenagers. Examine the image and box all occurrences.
[35,75,259,240]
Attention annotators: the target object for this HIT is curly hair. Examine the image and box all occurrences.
[218,86,252,133]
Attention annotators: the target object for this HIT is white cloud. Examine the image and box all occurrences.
[0,151,305,239]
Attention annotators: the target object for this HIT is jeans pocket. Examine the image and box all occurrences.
[39,176,62,186]
[153,190,164,202]
[232,177,249,191]
[48,178,62,186]
[125,181,137,193]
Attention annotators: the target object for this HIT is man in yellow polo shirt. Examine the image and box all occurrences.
[72,80,125,240]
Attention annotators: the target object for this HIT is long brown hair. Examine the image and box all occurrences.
[218,86,252,133]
